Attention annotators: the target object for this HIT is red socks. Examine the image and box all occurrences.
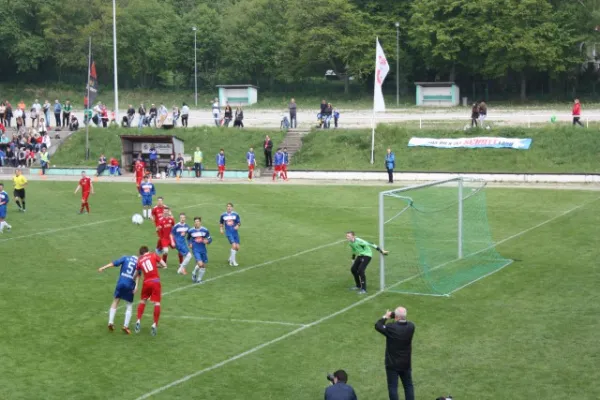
[85,202,90,212]
[162,253,168,262]
[153,305,161,325]
[178,254,183,264]
[137,302,146,320]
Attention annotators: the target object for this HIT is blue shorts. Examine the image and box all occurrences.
[0,208,6,219]
[141,196,153,206]
[193,251,208,264]
[114,283,135,303]
[176,243,189,256]
[226,231,240,244]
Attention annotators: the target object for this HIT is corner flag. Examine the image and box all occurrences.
[374,38,389,112]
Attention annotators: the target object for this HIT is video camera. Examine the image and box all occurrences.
[435,396,453,400]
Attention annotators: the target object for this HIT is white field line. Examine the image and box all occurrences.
[164,315,306,327]
[0,202,210,244]
[133,197,598,400]
[162,240,345,297]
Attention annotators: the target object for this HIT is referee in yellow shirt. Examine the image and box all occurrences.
[12,168,27,212]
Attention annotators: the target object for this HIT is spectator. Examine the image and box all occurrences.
[96,154,107,176]
[375,306,415,400]
[0,102,5,126]
[6,146,15,167]
[0,121,5,134]
[289,98,297,128]
[324,103,333,128]
[385,148,395,184]
[470,103,479,128]
[320,99,327,115]
[62,100,72,127]
[573,98,583,127]
[39,147,49,174]
[193,147,203,178]
[42,134,51,151]
[5,101,12,127]
[158,103,168,127]
[138,103,147,128]
[43,100,51,128]
[149,104,158,127]
[172,106,180,127]
[30,107,39,129]
[149,146,158,176]
[324,370,357,400]
[334,108,340,128]
[181,103,189,127]
[263,135,273,168]
[223,102,233,127]
[69,115,79,131]
[167,155,177,177]
[38,118,47,136]
[84,107,93,126]
[127,104,135,127]
[109,157,121,176]
[478,101,487,127]
[234,106,244,128]
[176,153,184,177]
[101,105,109,128]
[212,97,220,127]
[18,147,26,167]
[0,147,5,166]
[54,100,62,127]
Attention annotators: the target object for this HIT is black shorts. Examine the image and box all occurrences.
[14,188,25,200]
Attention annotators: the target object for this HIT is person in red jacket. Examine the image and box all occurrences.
[572,99,583,127]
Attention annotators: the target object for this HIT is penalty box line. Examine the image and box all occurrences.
[133,196,600,400]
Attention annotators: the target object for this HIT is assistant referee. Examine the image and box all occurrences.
[12,168,27,212]
[346,231,388,294]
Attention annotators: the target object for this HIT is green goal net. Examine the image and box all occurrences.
[379,178,512,296]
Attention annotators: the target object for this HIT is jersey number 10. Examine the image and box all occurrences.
[141,259,154,273]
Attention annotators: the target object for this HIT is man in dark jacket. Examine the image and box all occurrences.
[375,307,415,400]
[324,370,358,400]
[263,135,273,168]
[289,98,297,128]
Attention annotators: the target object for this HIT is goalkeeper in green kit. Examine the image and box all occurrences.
[346,231,389,294]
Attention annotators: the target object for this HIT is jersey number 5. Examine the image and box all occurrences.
[141,259,154,273]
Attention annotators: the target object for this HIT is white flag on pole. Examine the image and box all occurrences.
[374,38,389,112]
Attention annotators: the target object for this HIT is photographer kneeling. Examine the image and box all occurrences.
[324,370,358,400]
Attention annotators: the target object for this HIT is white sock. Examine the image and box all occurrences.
[231,249,237,262]
[198,267,206,281]
[0,221,4,231]
[5,222,10,229]
[124,303,133,328]
[182,252,192,268]
[142,209,147,218]
[193,265,200,274]
[109,307,117,325]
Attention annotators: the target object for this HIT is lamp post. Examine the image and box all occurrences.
[395,21,400,107]
[112,0,119,120]
[192,26,198,107]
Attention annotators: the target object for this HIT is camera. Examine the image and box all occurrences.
[389,312,395,319]
[326,373,335,383]
[436,396,452,400]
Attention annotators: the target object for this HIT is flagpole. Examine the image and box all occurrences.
[370,37,377,165]
[112,0,119,122]
[85,36,91,160]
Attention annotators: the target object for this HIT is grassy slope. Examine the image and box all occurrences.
[51,127,285,169]
[0,183,598,400]
[292,125,600,173]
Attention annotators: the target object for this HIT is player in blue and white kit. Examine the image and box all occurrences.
[170,212,192,275]
[187,216,212,283]
[140,175,156,219]
[98,255,139,334]
[219,202,241,266]
[0,183,12,233]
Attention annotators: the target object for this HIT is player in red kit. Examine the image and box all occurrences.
[156,208,175,263]
[74,171,94,214]
[151,197,166,226]
[134,156,146,196]
[134,246,167,336]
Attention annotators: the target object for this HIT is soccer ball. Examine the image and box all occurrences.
[132,214,144,225]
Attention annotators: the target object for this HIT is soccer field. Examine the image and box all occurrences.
[0,181,598,400]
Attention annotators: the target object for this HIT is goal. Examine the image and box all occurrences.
[378,177,512,296]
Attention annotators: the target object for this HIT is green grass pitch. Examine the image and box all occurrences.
[0,181,598,400]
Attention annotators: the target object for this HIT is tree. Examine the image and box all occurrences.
[481,0,583,100]
[285,0,377,93]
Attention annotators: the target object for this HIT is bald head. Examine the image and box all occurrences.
[394,307,407,321]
